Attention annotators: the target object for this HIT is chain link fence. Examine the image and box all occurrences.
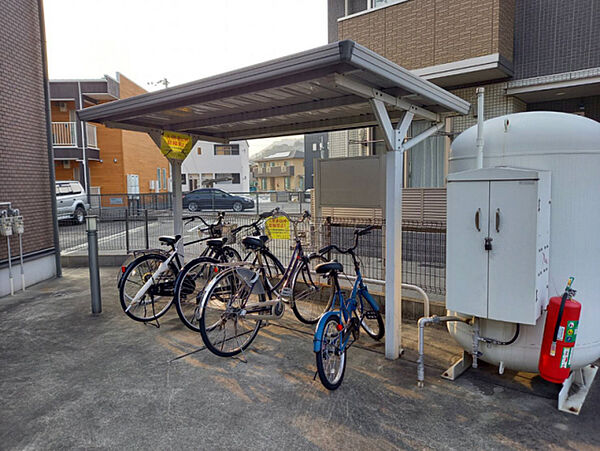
[60,209,446,295]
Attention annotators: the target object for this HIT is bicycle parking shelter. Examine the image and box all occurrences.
[78,40,470,359]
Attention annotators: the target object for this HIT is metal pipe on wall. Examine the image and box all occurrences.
[38,0,62,277]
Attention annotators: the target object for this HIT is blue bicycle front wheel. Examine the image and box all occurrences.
[316,315,347,390]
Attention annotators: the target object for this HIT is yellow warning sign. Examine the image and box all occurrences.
[160,131,193,160]
[265,216,290,240]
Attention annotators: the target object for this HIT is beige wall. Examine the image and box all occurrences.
[338,0,515,70]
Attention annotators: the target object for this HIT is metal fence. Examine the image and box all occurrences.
[59,210,446,295]
[87,191,310,217]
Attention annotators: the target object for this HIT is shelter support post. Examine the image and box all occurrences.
[148,130,199,259]
[370,96,444,360]
[171,159,184,257]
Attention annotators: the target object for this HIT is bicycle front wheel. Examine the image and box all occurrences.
[316,315,347,390]
[199,267,264,357]
[291,254,334,324]
[173,256,220,332]
[358,293,385,340]
[119,253,178,322]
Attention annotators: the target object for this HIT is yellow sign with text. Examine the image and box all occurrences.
[160,131,193,160]
[265,216,290,240]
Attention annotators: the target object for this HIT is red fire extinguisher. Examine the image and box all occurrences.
[539,277,581,384]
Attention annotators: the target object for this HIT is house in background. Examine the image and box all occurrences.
[50,74,171,200]
[182,141,250,193]
[254,149,305,191]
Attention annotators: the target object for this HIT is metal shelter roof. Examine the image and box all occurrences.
[77,41,470,141]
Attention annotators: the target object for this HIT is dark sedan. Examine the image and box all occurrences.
[183,188,254,212]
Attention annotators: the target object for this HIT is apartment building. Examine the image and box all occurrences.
[1,0,59,296]
[327,0,600,186]
[50,74,171,200]
[182,141,250,193]
[254,149,305,191]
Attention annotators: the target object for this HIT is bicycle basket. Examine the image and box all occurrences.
[222,223,238,244]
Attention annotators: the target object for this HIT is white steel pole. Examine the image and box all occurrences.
[385,146,403,360]
[476,87,485,169]
[171,159,184,258]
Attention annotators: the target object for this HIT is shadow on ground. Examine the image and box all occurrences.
[0,268,598,450]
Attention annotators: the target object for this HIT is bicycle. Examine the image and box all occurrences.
[313,225,385,390]
[172,212,276,332]
[118,213,238,324]
[196,209,334,357]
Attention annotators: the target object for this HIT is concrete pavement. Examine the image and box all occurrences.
[0,268,598,450]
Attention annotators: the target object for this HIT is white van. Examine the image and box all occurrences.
[56,181,90,224]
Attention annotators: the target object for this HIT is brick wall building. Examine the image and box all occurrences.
[327,0,600,186]
[0,0,59,296]
[50,74,171,202]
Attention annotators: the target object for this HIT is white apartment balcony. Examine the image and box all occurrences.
[51,122,77,146]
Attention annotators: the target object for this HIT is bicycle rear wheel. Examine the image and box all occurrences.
[291,254,334,324]
[199,267,264,357]
[119,253,178,322]
[316,315,347,390]
[173,256,220,332]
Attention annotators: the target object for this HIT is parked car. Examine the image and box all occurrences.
[183,188,254,212]
[56,181,90,224]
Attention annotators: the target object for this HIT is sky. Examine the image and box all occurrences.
[43,0,328,155]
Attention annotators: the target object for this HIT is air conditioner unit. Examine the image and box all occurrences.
[59,102,67,112]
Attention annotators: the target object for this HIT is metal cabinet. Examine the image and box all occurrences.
[446,167,551,325]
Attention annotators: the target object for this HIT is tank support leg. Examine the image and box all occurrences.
[441,351,473,381]
[558,363,598,415]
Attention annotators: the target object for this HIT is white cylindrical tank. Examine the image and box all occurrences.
[447,111,600,372]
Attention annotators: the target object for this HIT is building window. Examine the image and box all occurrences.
[162,168,167,191]
[157,168,161,190]
[283,161,288,166]
[284,177,291,190]
[214,144,240,156]
[270,162,275,167]
[261,162,266,168]
[215,173,241,184]
[261,178,267,190]
[298,176,304,191]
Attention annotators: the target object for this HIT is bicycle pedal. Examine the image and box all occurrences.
[365,311,378,320]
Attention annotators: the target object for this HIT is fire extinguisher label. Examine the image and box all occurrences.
[564,320,579,343]
[557,326,565,341]
[560,348,572,369]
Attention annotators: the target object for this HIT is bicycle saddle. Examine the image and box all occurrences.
[207,237,228,247]
[315,261,343,274]
[242,235,269,250]
[158,235,181,246]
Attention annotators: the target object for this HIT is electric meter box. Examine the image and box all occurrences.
[0,216,13,236]
[446,167,551,325]
[12,216,24,234]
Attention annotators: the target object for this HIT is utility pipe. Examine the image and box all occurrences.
[417,315,472,387]
[476,87,485,169]
[323,271,430,319]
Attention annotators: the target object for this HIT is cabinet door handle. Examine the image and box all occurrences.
[495,208,500,233]
[475,208,481,231]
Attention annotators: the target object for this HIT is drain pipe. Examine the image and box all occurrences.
[476,87,485,169]
[417,315,472,387]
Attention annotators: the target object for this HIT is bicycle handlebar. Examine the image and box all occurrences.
[318,225,375,255]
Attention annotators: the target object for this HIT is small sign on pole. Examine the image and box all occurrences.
[160,131,193,160]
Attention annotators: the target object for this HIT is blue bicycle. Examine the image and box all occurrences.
[313,225,384,390]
